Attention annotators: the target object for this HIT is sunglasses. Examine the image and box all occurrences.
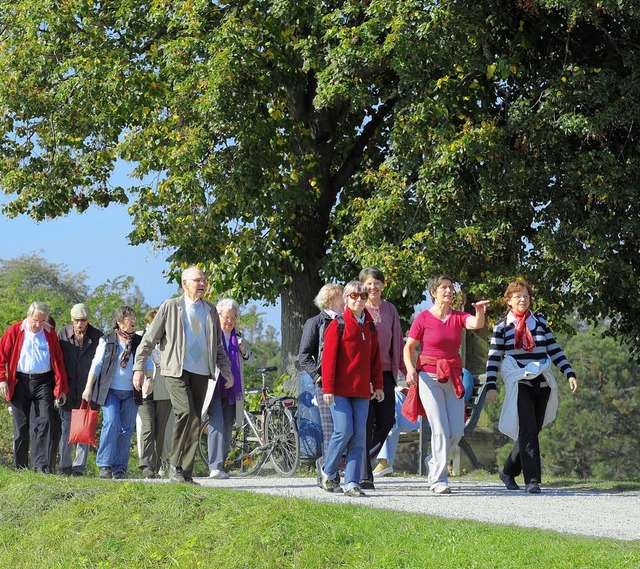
[348,292,369,300]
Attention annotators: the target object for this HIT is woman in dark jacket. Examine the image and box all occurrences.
[320,281,384,497]
[83,306,151,479]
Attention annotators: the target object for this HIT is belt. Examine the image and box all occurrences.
[16,371,53,380]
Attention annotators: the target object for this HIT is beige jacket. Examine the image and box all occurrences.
[133,295,232,400]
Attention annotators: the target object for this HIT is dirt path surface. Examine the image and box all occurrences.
[190,475,640,541]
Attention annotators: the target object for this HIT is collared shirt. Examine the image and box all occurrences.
[17,325,52,374]
[90,337,153,390]
[182,297,210,375]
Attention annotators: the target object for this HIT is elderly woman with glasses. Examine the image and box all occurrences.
[403,275,488,494]
[204,298,253,479]
[485,279,578,494]
[83,306,152,480]
[319,280,384,497]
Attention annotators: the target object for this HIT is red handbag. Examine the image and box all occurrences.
[68,400,99,445]
[401,383,427,423]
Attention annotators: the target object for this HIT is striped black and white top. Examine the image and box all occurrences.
[485,311,576,389]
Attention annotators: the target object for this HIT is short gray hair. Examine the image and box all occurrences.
[112,305,136,329]
[27,301,50,317]
[343,280,367,302]
[217,298,240,315]
[182,265,205,283]
[314,283,344,310]
[427,274,455,302]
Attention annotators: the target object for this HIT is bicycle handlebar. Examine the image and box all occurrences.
[257,366,277,374]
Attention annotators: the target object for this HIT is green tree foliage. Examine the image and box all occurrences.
[541,328,640,480]
[2,1,640,362]
[0,254,88,329]
[0,254,149,333]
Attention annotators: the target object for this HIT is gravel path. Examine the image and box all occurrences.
[190,475,640,541]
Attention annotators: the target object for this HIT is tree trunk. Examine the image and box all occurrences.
[280,269,323,387]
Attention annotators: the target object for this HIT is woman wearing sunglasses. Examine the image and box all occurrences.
[403,275,488,494]
[319,281,384,497]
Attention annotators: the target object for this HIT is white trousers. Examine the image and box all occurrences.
[418,372,465,488]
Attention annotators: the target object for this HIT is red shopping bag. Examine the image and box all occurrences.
[68,401,99,445]
[401,383,426,423]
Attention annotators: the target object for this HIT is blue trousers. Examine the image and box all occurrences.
[96,389,137,474]
[323,396,369,491]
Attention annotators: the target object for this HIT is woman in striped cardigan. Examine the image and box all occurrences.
[485,279,578,494]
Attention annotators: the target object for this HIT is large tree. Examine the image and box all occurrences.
[2,1,640,363]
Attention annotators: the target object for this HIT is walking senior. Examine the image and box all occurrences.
[57,303,103,476]
[0,301,68,472]
[133,266,232,484]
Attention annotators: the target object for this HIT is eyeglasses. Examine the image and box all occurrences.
[512,294,530,300]
[221,315,237,321]
[348,292,369,300]
[188,278,207,284]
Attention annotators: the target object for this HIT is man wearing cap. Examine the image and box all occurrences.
[57,303,104,475]
[0,301,68,472]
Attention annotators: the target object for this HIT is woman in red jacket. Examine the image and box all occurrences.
[320,281,384,497]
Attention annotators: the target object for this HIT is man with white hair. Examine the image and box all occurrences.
[57,303,104,476]
[133,266,232,484]
[0,301,68,472]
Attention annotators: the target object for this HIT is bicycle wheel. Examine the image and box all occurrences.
[198,419,210,467]
[226,413,266,477]
[265,407,300,477]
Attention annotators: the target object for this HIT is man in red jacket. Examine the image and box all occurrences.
[0,301,68,472]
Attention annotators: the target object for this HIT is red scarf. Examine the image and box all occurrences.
[512,310,535,352]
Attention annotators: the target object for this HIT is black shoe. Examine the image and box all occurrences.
[59,467,73,477]
[359,479,375,490]
[34,467,49,474]
[112,471,127,480]
[99,467,113,479]
[320,470,340,493]
[524,482,541,494]
[71,470,84,477]
[499,470,520,491]
[344,487,366,497]
[169,465,185,483]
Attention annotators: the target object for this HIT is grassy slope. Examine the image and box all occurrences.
[0,468,638,569]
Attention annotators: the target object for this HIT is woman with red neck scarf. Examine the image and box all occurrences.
[485,279,579,494]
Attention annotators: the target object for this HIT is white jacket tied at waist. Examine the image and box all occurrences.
[498,355,558,441]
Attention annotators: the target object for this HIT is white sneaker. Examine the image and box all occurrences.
[373,465,393,478]
[431,482,451,494]
[209,469,230,479]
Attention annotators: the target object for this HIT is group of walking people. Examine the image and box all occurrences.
[0,265,579,496]
[0,266,252,484]
[298,270,578,497]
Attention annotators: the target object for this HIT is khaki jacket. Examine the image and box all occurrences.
[133,295,232,402]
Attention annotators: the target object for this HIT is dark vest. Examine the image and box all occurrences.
[93,332,142,406]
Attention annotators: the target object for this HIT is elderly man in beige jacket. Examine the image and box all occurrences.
[133,266,232,484]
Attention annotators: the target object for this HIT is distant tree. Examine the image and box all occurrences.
[541,329,640,480]
[0,254,88,329]
[0,254,149,333]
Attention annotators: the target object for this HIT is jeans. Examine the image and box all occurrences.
[206,396,236,471]
[96,389,137,474]
[59,409,89,473]
[323,396,369,491]
[377,389,420,466]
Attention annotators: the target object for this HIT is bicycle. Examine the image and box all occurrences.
[198,366,300,477]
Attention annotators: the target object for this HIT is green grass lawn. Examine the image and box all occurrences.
[0,467,638,568]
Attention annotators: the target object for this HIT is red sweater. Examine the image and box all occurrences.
[0,321,69,401]
[321,308,383,398]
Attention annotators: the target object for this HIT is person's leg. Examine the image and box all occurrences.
[443,380,466,451]
[520,380,551,484]
[113,391,137,475]
[315,383,334,477]
[345,398,369,491]
[96,390,120,470]
[154,400,173,473]
[322,396,353,480]
[10,380,32,469]
[164,374,192,471]
[206,396,226,471]
[72,442,89,474]
[58,409,73,470]
[31,379,54,471]
[137,397,156,472]
[48,404,62,473]
[181,372,209,477]
[221,399,236,469]
[418,373,449,487]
